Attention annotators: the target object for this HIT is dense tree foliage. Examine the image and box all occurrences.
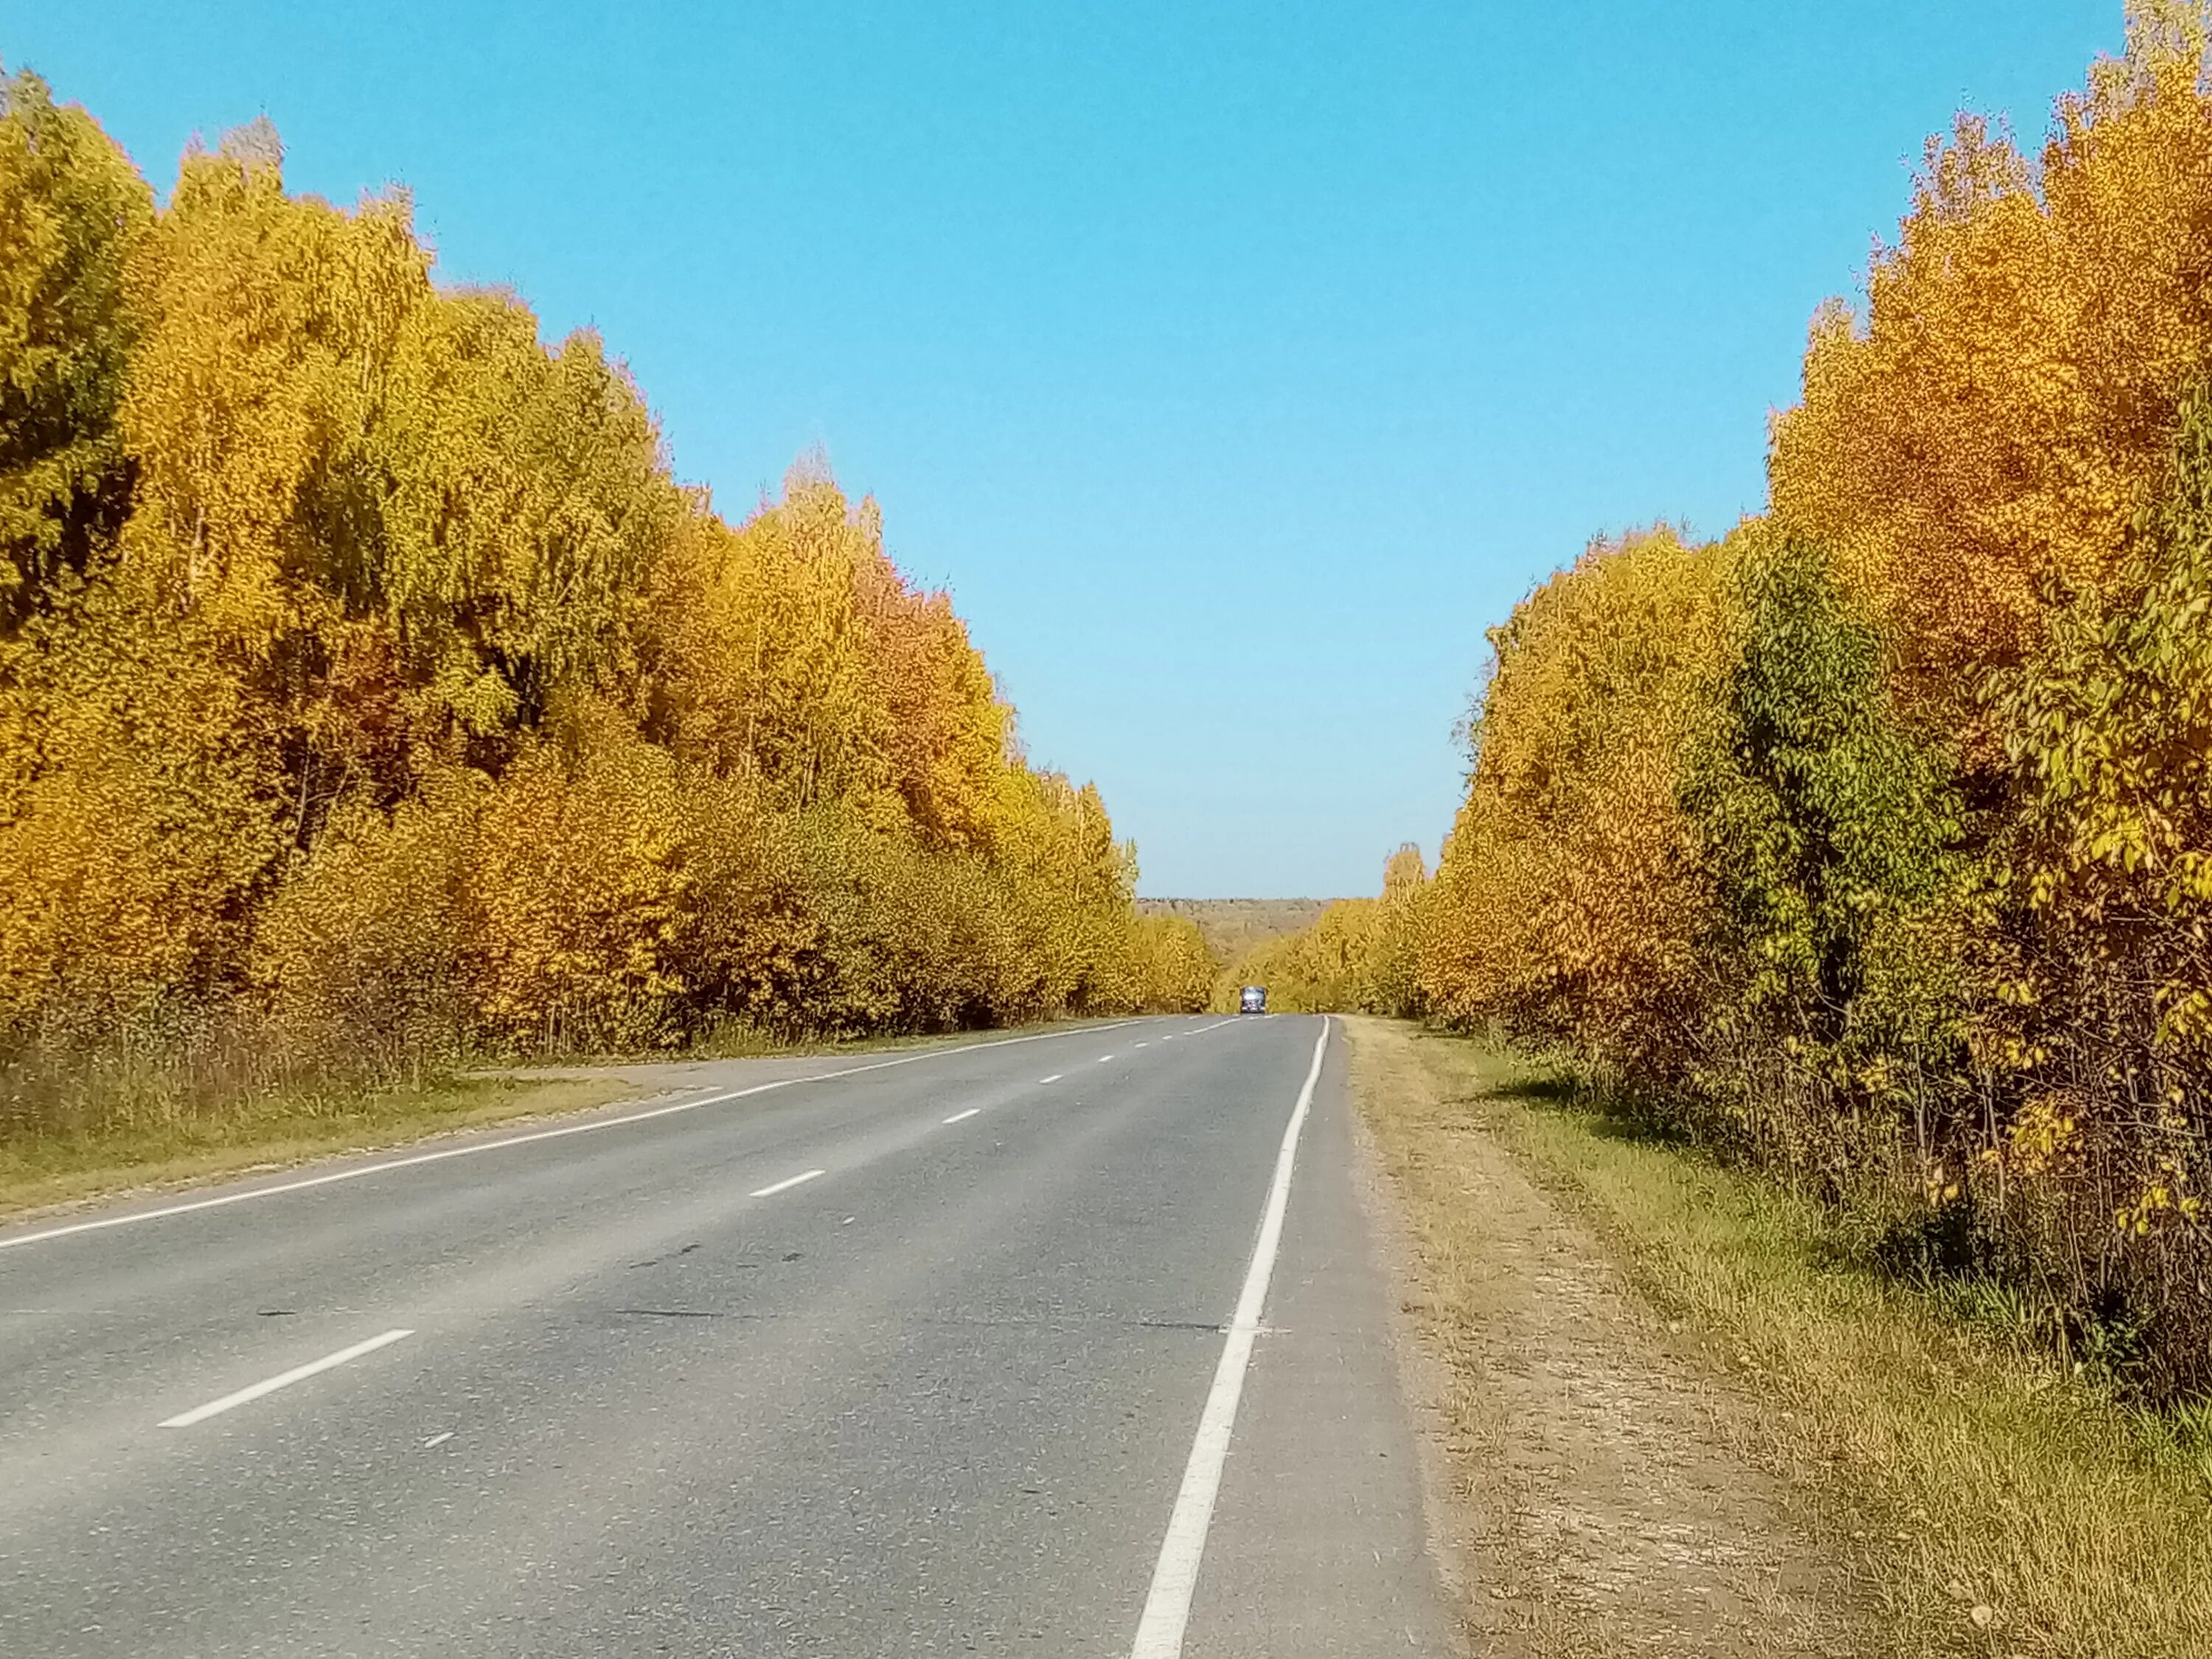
[0,74,1196,1113]
[1772,0,2212,736]
[0,74,150,639]
[1423,527,1731,1070]
[1248,6,2212,1395]
[1217,844,1427,1015]
[1678,527,1969,1173]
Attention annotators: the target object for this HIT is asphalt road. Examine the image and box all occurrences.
[0,1014,1458,1658]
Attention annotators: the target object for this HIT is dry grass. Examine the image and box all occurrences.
[0,1071,634,1222]
[1348,1016,2212,1659]
[0,1015,1123,1225]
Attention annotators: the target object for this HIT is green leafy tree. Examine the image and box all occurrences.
[1686,528,1964,1064]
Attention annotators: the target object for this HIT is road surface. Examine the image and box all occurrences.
[0,1015,1458,1657]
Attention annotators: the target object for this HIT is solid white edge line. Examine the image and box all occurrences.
[0,1018,1146,1253]
[748,1168,826,1199]
[942,1108,981,1124]
[1127,1015,1332,1659]
[159,1328,414,1428]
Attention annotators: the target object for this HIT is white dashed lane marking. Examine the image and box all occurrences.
[749,1169,826,1199]
[159,1329,415,1429]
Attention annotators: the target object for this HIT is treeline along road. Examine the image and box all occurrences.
[0,72,1216,1146]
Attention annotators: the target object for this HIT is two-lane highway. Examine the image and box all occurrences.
[0,1015,1458,1657]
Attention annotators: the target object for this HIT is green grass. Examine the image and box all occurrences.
[1355,1017,2212,1659]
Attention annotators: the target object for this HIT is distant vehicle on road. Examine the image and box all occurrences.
[1239,985,1267,1015]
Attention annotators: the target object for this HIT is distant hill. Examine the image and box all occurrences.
[1135,897,1336,970]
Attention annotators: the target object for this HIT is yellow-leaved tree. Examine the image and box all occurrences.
[0,90,1169,1129]
[1772,1,2212,731]
[1422,528,1733,1079]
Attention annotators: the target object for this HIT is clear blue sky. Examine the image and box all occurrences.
[8,1,2121,897]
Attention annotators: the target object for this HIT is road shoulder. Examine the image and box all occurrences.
[1343,1015,1871,1659]
[1180,1020,1463,1656]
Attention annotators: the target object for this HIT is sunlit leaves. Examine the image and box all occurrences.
[1996,380,2212,1076]
[0,91,1170,1077]
[1770,5,2212,730]
[1218,846,1429,1018]
[1412,4,2212,1395]
[1423,527,1732,1071]
[378,291,677,743]
[1684,526,1965,1066]
[0,70,150,634]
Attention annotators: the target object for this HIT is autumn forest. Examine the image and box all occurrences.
[18,7,2212,1402]
[1234,7,2212,1397]
[0,72,1217,1141]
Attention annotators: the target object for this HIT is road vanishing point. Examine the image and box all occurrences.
[0,1015,1458,1657]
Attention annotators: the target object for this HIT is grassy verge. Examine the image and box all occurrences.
[0,1072,636,1222]
[1350,1017,2212,1659]
[0,1014,1133,1224]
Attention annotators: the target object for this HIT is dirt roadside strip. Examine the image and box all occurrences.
[1344,1015,1869,1658]
[1341,1015,2212,1659]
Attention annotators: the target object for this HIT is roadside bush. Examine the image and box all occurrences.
[252,782,476,1067]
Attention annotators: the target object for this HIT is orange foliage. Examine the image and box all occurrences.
[0,80,1170,1096]
[1422,529,1733,1073]
[1773,4,2212,721]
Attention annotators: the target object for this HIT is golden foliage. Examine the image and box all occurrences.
[644,469,1004,846]
[0,86,1173,1110]
[1423,529,1733,1071]
[1771,4,2212,723]
[1130,914,1215,1014]
[1218,845,1430,1016]
[0,71,150,633]
[1416,7,2212,1396]
[0,582,274,1039]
